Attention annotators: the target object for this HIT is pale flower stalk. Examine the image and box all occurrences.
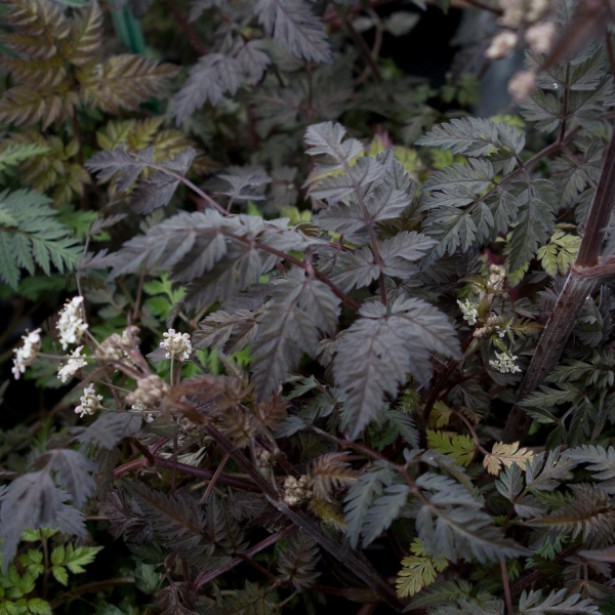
[12,328,42,380]
[75,384,103,418]
[57,296,88,350]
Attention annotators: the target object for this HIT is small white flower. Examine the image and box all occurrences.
[57,346,88,383]
[160,328,192,361]
[486,31,518,59]
[12,328,42,380]
[458,299,479,326]
[75,384,103,418]
[57,296,88,350]
[489,350,522,374]
[525,21,555,54]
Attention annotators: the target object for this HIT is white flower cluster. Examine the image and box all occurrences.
[57,296,88,350]
[75,384,103,418]
[12,329,42,380]
[489,350,522,374]
[57,346,88,383]
[458,299,479,326]
[160,329,192,361]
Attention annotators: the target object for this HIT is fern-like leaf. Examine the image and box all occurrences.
[562,444,615,494]
[334,296,460,439]
[427,430,476,467]
[415,471,528,563]
[361,483,410,546]
[62,1,102,67]
[396,538,449,598]
[125,482,210,565]
[483,441,534,476]
[507,179,557,273]
[0,189,81,288]
[255,0,332,63]
[0,143,50,171]
[528,483,615,547]
[0,448,97,568]
[171,54,242,123]
[251,271,340,399]
[343,461,395,548]
[416,117,525,159]
[80,54,177,113]
[276,530,320,588]
[310,452,356,501]
[518,588,600,614]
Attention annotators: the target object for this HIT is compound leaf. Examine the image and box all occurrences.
[255,0,332,63]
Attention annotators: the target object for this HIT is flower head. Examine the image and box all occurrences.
[75,384,103,418]
[160,329,192,361]
[12,328,42,380]
[57,346,88,383]
[489,350,522,374]
[57,296,88,350]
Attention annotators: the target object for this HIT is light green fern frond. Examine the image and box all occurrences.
[0,189,81,288]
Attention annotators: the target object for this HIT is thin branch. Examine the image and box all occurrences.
[338,13,383,83]
[500,557,514,615]
[161,0,208,55]
[193,525,295,589]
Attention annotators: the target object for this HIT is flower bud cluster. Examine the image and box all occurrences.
[12,329,42,380]
[126,375,169,408]
[283,475,312,507]
[95,326,141,362]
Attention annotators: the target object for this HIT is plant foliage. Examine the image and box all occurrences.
[2,0,615,612]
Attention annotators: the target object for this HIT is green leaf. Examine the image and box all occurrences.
[0,189,81,289]
[426,430,476,466]
[0,144,50,172]
[25,598,52,615]
[63,544,103,574]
